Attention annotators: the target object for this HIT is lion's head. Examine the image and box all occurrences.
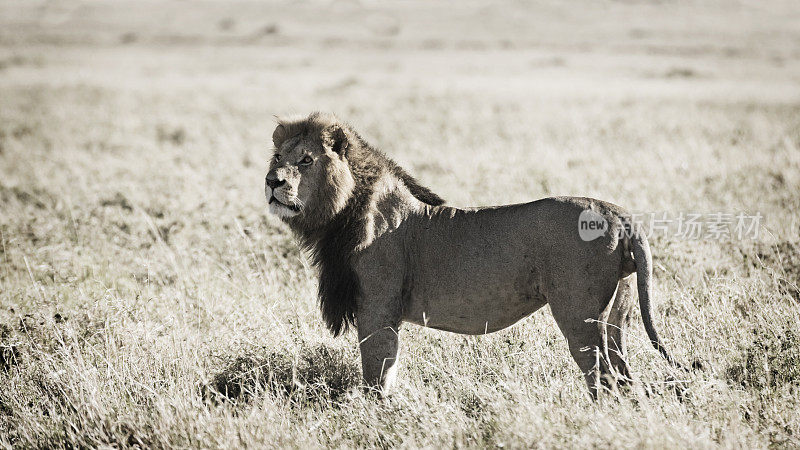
[265,113,355,225]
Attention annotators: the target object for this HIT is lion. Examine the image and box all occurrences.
[264,112,688,398]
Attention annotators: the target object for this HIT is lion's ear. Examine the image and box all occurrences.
[272,124,286,148]
[322,124,349,156]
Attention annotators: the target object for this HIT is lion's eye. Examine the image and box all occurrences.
[299,155,313,166]
[274,154,281,161]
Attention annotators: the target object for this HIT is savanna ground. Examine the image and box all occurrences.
[1,0,800,447]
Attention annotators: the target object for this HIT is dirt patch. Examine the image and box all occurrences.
[156,126,186,146]
[0,184,51,209]
[100,192,134,212]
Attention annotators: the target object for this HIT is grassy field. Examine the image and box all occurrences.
[1,0,800,447]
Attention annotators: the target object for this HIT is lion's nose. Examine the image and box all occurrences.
[265,173,286,190]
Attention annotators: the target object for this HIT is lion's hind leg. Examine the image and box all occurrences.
[601,274,637,389]
[549,294,616,400]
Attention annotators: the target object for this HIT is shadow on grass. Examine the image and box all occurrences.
[204,344,361,404]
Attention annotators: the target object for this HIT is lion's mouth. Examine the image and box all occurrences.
[269,195,302,212]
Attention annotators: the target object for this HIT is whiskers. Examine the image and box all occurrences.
[291,197,305,211]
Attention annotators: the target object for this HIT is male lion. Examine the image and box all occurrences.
[265,112,686,398]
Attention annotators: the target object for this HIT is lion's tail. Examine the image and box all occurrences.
[628,225,687,370]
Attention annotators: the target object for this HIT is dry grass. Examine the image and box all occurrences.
[1,0,800,447]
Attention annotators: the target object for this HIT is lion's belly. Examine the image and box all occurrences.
[403,291,547,335]
[402,257,549,334]
[401,205,550,334]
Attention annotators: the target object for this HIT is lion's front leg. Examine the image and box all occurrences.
[356,310,401,397]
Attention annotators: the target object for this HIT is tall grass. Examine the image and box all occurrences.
[1,0,799,447]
